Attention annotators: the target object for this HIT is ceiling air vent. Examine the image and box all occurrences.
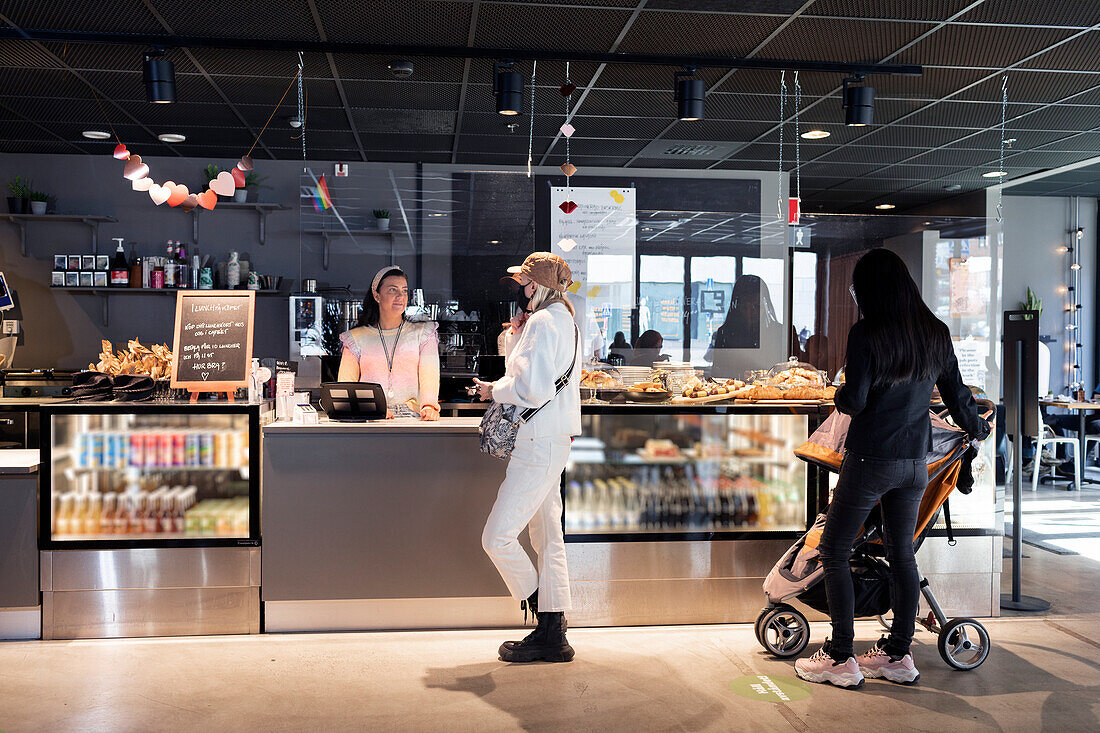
[638,139,738,160]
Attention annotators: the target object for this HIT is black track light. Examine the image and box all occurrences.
[842,75,873,126]
[675,67,704,121]
[143,49,175,103]
[493,61,522,116]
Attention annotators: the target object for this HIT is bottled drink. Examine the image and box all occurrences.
[164,241,177,287]
[129,244,142,288]
[100,493,116,534]
[109,238,129,287]
[177,243,189,288]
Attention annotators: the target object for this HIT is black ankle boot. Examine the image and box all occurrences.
[498,611,575,663]
[521,590,538,623]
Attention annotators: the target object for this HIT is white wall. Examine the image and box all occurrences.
[1001,195,1097,395]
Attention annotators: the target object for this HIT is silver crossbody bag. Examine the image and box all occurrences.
[479,325,578,460]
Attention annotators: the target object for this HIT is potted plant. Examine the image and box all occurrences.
[7,176,30,214]
[201,164,220,191]
[29,190,48,215]
[234,172,264,203]
[373,208,390,231]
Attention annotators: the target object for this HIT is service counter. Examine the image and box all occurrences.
[261,403,836,631]
[0,450,41,639]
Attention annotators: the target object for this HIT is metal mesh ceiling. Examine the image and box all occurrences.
[1,0,1099,212]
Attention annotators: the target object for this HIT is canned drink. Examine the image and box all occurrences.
[77,434,91,468]
[90,433,104,468]
[103,432,117,468]
[129,433,145,467]
[185,432,200,467]
[157,434,172,468]
[145,433,160,468]
[199,433,214,467]
[172,433,186,467]
[214,431,229,468]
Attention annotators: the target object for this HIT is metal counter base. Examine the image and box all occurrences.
[40,548,261,640]
[261,538,791,632]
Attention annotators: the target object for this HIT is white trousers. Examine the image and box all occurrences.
[482,436,573,612]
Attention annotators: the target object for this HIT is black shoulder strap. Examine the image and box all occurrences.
[518,323,579,423]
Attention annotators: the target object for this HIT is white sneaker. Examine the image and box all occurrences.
[857,644,920,685]
[795,645,865,688]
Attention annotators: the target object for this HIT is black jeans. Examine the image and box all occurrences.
[818,454,927,659]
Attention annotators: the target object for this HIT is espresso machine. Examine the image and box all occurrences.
[289,288,327,389]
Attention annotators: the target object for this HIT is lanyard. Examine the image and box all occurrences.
[376,322,404,374]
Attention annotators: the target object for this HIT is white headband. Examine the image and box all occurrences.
[371,266,406,293]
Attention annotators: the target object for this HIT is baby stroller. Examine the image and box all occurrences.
[755,400,995,671]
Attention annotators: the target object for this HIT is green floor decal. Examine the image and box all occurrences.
[728,674,812,703]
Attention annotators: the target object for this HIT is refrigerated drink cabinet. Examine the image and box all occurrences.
[40,402,262,640]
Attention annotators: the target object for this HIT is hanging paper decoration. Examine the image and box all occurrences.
[558,62,578,214]
[209,171,237,197]
[166,182,189,208]
[123,155,149,181]
[147,183,170,206]
[790,71,802,226]
[196,189,218,211]
[776,70,786,220]
[103,61,303,212]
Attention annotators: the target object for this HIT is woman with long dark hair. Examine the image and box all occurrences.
[337,266,440,420]
[794,248,991,688]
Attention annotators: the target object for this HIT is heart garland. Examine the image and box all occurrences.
[115,149,256,211]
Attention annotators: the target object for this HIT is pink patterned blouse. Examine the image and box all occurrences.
[337,320,441,410]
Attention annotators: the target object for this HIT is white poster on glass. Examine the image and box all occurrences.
[550,186,636,362]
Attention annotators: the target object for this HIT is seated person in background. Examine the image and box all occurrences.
[608,331,633,365]
[629,330,670,366]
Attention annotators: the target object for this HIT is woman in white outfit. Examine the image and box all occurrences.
[474,252,581,663]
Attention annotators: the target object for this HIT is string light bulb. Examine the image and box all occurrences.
[1056,246,1069,253]
[1071,263,1081,270]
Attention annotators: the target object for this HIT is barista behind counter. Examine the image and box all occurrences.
[338,266,441,420]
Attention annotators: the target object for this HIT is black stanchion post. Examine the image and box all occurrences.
[1001,310,1051,612]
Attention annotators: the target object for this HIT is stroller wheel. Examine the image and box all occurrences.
[759,604,810,658]
[938,617,990,670]
[754,607,771,645]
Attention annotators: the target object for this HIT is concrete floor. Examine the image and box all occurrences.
[1,540,1098,733]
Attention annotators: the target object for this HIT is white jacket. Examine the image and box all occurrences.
[492,302,581,439]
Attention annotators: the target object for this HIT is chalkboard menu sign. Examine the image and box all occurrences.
[170,290,256,392]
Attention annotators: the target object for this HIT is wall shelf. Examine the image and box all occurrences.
[0,214,117,257]
[53,287,280,327]
[303,229,395,270]
[192,202,287,246]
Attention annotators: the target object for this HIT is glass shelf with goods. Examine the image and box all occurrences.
[564,406,824,540]
[42,404,261,547]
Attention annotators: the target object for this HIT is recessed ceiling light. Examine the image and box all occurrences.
[924,221,932,226]
[943,184,962,191]
[801,130,830,140]
[875,203,895,210]
[429,213,446,217]
[82,130,110,140]
[488,240,500,244]
[982,171,1008,178]
[157,133,186,143]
